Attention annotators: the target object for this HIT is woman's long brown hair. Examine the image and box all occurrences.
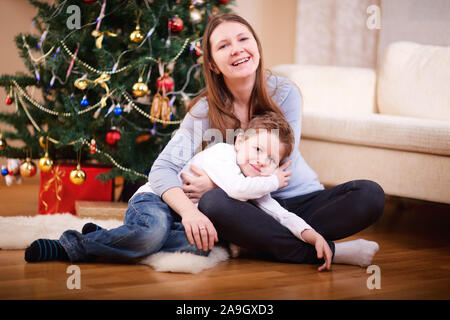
[187,13,285,138]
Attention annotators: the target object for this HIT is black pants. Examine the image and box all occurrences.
[198,180,385,265]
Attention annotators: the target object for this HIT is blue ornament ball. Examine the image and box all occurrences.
[113,107,123,115]
[1,168,8,176]
[80,98,89,107]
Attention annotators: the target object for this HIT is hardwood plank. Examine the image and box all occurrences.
[75,201,127,220]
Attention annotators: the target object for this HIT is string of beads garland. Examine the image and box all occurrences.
[12,80,105,117]
[11,80,183,125]
[51,137,148,179]
[60,37,190,75]
[122,90,183,125]
[35,135,148,180]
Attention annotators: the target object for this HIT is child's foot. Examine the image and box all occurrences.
[333,239,379,267]
[82,222,104,235]
[24,239,69,262]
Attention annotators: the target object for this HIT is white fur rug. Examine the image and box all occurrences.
[0,214,229,274]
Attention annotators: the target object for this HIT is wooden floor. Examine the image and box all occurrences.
[0,176,449,300]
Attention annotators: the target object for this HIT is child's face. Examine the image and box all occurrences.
[235,131,285,177]
[209,21,260,81]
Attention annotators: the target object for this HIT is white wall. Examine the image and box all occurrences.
[378,0,450,64]
[233,0,297,68]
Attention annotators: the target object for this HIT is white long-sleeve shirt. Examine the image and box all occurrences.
[134,142,313,242]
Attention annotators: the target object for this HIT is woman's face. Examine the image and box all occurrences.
[209,21,260,81]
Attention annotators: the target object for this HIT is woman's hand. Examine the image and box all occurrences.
[301,229,333,272]
[274,160,293,189]
[161,187,218,251]
[181,165,217,203]
[181,209,218,251]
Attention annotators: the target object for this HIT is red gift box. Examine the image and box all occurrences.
[38,163,114,215]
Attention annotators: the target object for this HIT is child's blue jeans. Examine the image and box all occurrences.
[59,192,209,262]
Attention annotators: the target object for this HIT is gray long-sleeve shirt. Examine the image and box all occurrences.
[147,74,324,200]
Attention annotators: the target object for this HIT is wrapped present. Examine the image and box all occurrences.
[38,163,114,215]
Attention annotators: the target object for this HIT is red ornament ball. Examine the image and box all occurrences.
[169,16,183,33]
[105,129,121,147]
[217,0,229,4]
[157,73,175,93]
[5,97,13,105]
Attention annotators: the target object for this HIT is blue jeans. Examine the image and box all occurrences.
[59,192,209,263]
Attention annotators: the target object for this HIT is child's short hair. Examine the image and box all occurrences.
[245,111,295,163]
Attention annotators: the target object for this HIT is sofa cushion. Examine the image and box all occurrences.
[300,139,450,204]
[302,109,450,156]
[377,41,450,120]
[271,64,377,114]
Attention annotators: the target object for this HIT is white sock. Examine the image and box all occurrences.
[333,239,379,267]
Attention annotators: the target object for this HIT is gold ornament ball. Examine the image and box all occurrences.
[20,158,37,177]
[130,28,145,44]
[190,8,203,24]
[38,154,53,172]
[70,165,86,185]
[132,81,149,97]
[74,78,88,90]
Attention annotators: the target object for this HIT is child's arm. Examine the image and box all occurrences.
[202,163,277,200]
[200,156,291,201]
[252,193,333,272]
[250,194,314,242]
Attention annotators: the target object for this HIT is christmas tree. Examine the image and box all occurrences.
[0,0,233,196]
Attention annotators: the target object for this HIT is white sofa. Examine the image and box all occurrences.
[271,41,450,204]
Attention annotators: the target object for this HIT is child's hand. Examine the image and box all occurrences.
[274,160,292,189]
[301,229,333,272]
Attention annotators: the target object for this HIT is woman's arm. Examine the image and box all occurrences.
[161,187,218,251]
[278,80,302,157]
[148,100,218,250]
[148,103,208,197]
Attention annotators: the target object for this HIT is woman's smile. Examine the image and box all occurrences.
[231,56,251,67]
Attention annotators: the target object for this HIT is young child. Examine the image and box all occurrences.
[25,112,378,271]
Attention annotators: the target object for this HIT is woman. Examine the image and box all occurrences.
[150,13,385,271]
